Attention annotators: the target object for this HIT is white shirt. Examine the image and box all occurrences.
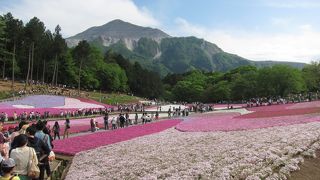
[11,146,38,176]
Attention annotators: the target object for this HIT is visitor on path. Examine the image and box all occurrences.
[34,122,52,177]
[90,119,96,132]
[35,122,52,150]
[63,118,70,139]
[10,121,29,144]
[0,158,20,180]
[10,134,39,180]
[52,121,60,140]
[111,117,116,130]
[104,113,109,130]
[26,126,50,180]
[0,122,9,159]
[135,113,138,124]
[42,121,54,149]
[125,113,129,126]
[119,114,125,128]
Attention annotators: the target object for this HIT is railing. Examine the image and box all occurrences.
[49,159,71,180]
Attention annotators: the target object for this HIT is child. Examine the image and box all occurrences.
[0,158,20,180]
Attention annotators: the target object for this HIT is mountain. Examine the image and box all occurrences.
[67,19,170,49]
[66,19,305,76]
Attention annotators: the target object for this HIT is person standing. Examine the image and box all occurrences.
[26,126,50,180]
[104,113,109,130]
[125,113,129,127]
[52,121,60,140]
[134,113,138,125]
[10,134,38,180]
[90,119,95,132]
[111,117,116,130]
[63,119,70,139]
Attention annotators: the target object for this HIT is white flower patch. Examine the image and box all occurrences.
[66,121,320,180]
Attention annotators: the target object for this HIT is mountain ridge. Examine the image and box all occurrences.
[66,19,306,75]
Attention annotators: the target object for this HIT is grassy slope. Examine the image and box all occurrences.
[87,91,142,105]
[0,80,142,104]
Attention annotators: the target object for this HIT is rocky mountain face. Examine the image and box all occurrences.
[66,19,305,76]
[66,19,170,49]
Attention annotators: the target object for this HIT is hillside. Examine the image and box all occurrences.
[67,19,170,48]
[0,80,142,104]
[67,19,306,75]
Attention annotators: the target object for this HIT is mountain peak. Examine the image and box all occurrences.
[66,19,170,47]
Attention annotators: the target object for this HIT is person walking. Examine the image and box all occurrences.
[10,134,38,180]
[104,113,109,130]
[63,118,70,139]
[111,117,116,130]
[134,113,138,125]
[52,121,60,140]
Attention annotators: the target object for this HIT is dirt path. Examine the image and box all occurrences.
[290,150,320,180]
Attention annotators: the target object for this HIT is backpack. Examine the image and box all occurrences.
[29,138,43,160]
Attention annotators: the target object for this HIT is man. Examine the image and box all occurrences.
[104,112,109,130]
[35,121,52,178]
[26,126,51,180]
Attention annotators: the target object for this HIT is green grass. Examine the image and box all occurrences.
[0,91,12,100]
[88,92,142,105]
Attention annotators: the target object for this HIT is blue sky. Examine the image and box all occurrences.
[1,0,320,62]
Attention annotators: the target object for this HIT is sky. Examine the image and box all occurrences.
[0,0,320,63]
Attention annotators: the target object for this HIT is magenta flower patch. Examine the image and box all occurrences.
[53,119,182,155]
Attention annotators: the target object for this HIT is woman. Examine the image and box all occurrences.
[90,119,95,132]
[10,134,38,180]
[63,119,70,139]
[52,121,60,140]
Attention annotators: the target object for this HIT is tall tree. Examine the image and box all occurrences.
[72,40,90,94]
[0,16,6,79]
[2,13,23,87]
[24,17,46,85]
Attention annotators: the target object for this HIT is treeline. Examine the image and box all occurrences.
[163,63,320,102]
[0,13,162,98]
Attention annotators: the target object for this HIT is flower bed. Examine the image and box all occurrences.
[3,95,65,108]
[287,100,320,109]
[77,97,114,108]
[240,107,320,118]
[53,97,105,109]
[66,122,320,179]
[177,112,320,132]
[53,119,182,155]
[0,95,112,117]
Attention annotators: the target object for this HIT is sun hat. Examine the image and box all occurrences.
[1,158,16,168]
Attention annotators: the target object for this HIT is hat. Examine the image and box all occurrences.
[1,158,16,168]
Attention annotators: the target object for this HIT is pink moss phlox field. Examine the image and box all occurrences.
[176,113,320,132]
[53,119,182,155]
[0,95,112,117]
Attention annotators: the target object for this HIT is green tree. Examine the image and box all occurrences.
[209,80,231,102]
[302,61,320,92]
[257,65,306,97]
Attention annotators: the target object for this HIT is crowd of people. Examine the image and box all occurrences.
[0,120,56,180]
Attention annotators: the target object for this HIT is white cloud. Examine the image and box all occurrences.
[0,0,160,37]
[172,18,320,63]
